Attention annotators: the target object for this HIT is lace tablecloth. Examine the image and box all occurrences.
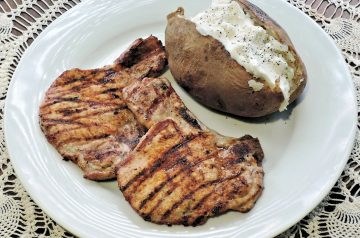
[0,0,359,237]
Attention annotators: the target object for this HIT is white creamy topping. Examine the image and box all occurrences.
[191,0,295,111]
[248,79,264,91]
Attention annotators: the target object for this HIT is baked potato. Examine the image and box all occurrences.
[165,0,307,117]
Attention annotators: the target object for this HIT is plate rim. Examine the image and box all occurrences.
[4,0,357,237]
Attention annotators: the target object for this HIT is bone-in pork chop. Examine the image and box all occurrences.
[39,36,167,180]
[118,77,264,226]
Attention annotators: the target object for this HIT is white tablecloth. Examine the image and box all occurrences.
[0,0,359,237]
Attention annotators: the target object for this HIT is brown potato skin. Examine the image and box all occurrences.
[165,1,307,117]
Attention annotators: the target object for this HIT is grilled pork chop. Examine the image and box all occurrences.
[39,36,167,180]
[118,77,264,226]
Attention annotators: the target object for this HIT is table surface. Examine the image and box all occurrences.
[1,0,359,237]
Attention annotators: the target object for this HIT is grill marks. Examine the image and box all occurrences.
[118,119,183,190]
[41,101,130,148]
[122,134,196,193]
[40,76,144,180]
[43,106,121,123]
[46,76,127,99]
[145,157,244,223]
[39,35,263,225]
[39,36,167,180]
[42,105,127,125]
[165,172,247,223]
[118,121,264,226]
[137,147,219,212]
[117,77,264,226]
[50,98,121,107]
[136,154,196,210]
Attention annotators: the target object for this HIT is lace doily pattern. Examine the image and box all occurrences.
[1,1,79,237]
[0,0,359,237]
[279,1,360,237]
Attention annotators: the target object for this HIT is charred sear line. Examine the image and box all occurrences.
[102,88,120,94]
[100,77,114,84]
[164,135,195,158]
[42,119,84,126]
[56,133,111,147]
[53,96,80,103]
[58,108,85,116]
[63,76,87,85]
[113,106,128,115]
[51,98,120,108]
[192,192,212,210]
[42,107,127,129]
[72,86,81,91]
[111,93,121,99]
[87,133,111,140]
[178,107,202,130]
[120,170,145,191]
[48,76,127,99]
[139,178,168,209]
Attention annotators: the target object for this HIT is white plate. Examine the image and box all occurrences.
[4,0,357,237]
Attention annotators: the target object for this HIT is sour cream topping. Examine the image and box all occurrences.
[191,0,295,111]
